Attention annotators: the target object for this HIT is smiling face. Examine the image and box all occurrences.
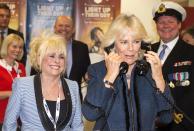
[156,15,181,43]
[54,16,75,41]
[41,52,65,77]
[6,41,23,61]
[115,29,141,65]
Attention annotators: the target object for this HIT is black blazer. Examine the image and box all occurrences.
[152,39,194,131]
[69,40,90,86]
[68,40,90,100]
[8,28,27,65]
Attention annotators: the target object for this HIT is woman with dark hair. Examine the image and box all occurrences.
[90,27,104,53]
[182,26,194,46]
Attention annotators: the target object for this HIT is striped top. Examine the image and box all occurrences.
[2,76,83,131]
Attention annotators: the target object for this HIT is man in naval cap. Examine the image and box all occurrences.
[151,1,194,131]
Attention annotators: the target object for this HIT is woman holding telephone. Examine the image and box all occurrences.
[82,14,173,131]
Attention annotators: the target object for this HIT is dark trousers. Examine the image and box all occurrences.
[0,123,2,131]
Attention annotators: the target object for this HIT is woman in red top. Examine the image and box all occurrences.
[0,34,26,129]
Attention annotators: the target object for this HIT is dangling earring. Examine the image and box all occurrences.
[138,49,144,60]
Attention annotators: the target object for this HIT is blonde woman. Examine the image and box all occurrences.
[0,34,26,129]
[82,14,173,131]
[3,33,83,130]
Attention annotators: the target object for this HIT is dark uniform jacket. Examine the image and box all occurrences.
[152,39,194,131]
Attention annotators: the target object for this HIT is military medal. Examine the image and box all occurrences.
[174,61,192,67]
[181,80,190,86]
[169,81,175,88]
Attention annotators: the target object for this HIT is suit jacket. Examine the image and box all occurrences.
[152,39,194,131]
[68,40,90,101]
[69,40,90,87]
[8,28,27,65]
[3,76,83,131]
[82,61,173,131]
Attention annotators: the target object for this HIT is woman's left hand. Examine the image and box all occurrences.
[144,51,165,92]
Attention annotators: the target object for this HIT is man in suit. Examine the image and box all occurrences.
[54,16,90,101]
[151,1,194,131]
[0,3,27,65]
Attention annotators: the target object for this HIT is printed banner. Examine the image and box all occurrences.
[0,0,20,30]
[26,0,73,50]
[74,0,121,63]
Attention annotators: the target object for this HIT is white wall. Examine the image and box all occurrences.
[121,0,161,42]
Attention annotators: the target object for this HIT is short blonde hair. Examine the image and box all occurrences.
[1,34,24,60]
[102,14,149,48]
[29,32,67,72]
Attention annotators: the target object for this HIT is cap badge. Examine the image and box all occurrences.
[157,3,166,13]
[174,112,183,124]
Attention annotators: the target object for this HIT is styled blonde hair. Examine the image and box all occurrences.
[29,31,67,73]
[0,34,24,60]
[102,14,149,48]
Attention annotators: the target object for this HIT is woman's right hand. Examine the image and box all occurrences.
[104,51,123,83]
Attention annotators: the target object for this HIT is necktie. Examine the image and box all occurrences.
[0,31,4,52]
[159,44,168,60]
[0,31,4,42]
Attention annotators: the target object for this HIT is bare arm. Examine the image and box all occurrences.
[0,91,12,99]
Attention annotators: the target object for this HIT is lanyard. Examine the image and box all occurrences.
[43,85,61,130]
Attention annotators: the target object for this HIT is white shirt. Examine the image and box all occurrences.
[157,36,179,64]
[0,28,8,37]
[66,39,73,78]
[0,59,18,72]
